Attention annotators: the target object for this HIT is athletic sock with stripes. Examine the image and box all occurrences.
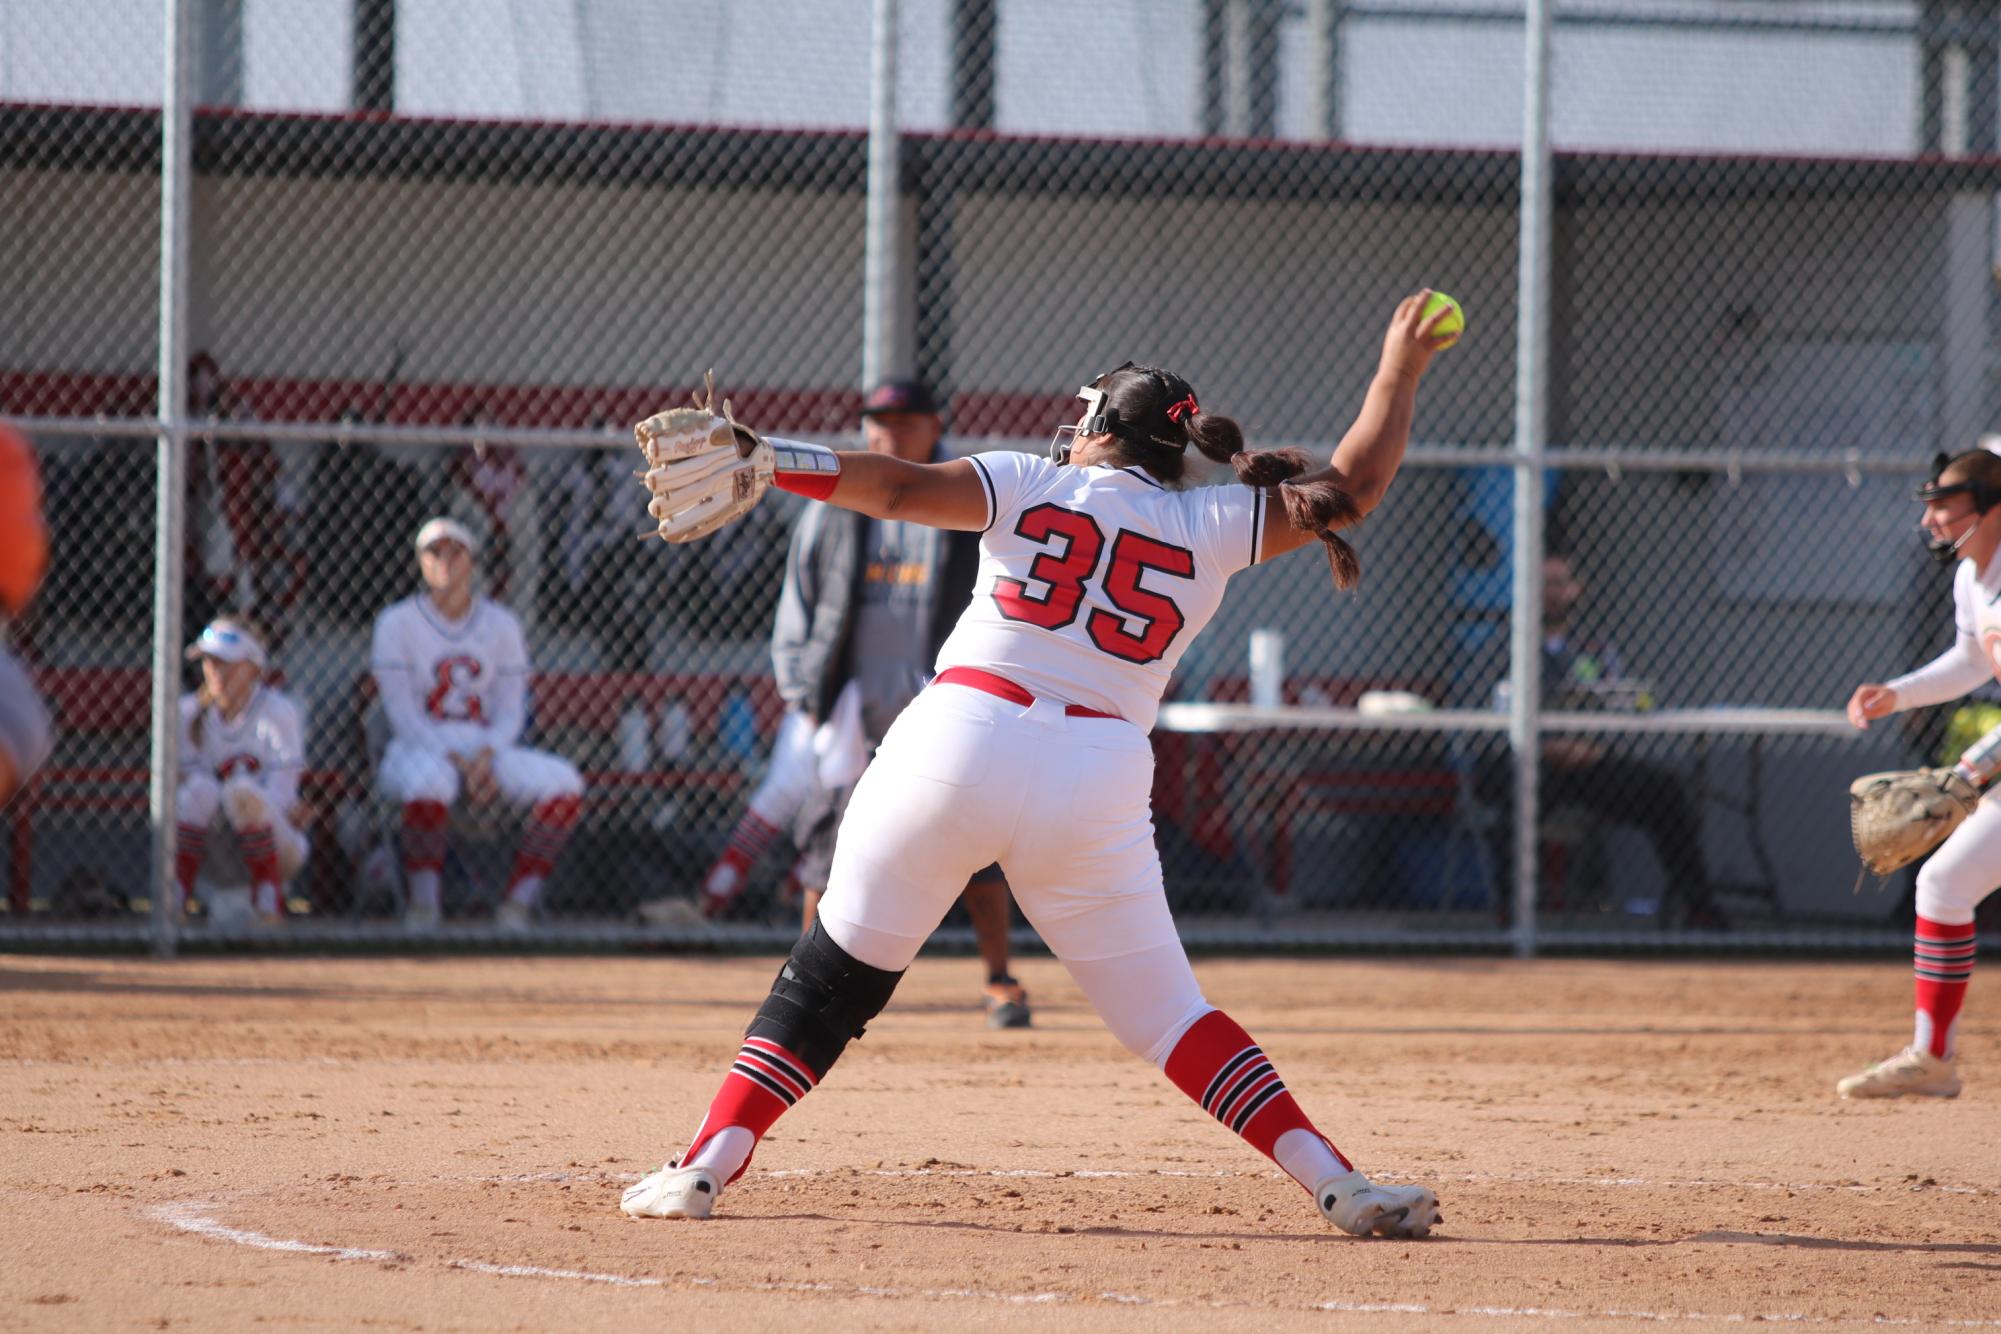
[677,1036,820,1185]
[1913,915,1977,1060]
[506,795,580,907]
[1162,1008,1352,1192]
[704,810,786,906]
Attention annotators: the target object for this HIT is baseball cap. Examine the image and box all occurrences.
[414,516,478,555]
[859,379,940,418]
[184,619,267,668]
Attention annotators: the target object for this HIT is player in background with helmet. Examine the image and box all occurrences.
[0,425,53,807]
[371,518,584,933]
[174,618,307,925]
[1841,444,2001,1098]
[660,379,1032,1027]
[621,291,1456,1238]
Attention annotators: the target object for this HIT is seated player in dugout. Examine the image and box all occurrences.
[1475,550,1729,930]
[659,377,1031,1028]
[619,291,1461,1239]
[174,617,309,926]
[370,517,584,934]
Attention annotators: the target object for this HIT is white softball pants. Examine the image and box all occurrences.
[176,773,308,878]
[818,683,1210,1065]
[1916,790,2001,926]
[378,725,584,807]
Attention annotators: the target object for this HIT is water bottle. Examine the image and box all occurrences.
[617,698,651,772]
[656,700,693,763]
[719,690,760,766]
[1249,628,1286,708]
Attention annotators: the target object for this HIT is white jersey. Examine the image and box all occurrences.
[177,686,306,813]
[1887,557,2001,711]
[936,451,1265,731]
[370,594,531,753]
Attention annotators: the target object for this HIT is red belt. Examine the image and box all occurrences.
[933,667,1122,721]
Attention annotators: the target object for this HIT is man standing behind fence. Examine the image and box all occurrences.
[370,517,584,933]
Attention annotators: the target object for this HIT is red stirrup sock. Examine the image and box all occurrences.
[401,800,448,874]
[237,823,279,889]
[678,1037,819,1185]
[1163,1009,1352,1188]
[506,794,580,905]
[173,823,208,907]
[1914,916,1977,1060]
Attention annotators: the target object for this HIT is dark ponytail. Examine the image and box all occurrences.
[1094,365,1363,591]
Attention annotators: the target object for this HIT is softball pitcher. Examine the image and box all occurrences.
[1841,445,2001,1098]
[618,292,1456,1238]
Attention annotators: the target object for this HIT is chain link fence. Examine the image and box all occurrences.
[1,0,1993,950]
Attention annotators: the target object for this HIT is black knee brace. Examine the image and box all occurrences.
[745,919,904,1078]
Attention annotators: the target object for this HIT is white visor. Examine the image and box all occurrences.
[414,516,478,555]
[184,621,267,668]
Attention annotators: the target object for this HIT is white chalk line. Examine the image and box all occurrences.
[149,1195,2001,1326]
[148,1201,406,1263]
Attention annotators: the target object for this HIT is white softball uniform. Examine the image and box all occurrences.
[1886,555,2001,924]
[176,686,309,878]
[818,452,1264,1061]
[370,594,583,806]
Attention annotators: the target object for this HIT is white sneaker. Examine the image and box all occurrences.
[635,896,707,929]
[1837,1046,1962,1099]
[621,1164,721,1220]
[496,900,532,934]
[1315,1169,1441,1239]
[403,903,441,936]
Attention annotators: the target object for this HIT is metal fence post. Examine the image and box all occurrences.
[861,0,904,392]
[150,0,194,958]
[1510,0,1555,960]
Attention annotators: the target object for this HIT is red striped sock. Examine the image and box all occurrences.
[401,800,449,876]
[680,1037,819,1184]
[507,795,580,898]
[703,811,786,906]
[1163,1009,1350,1170]
[1914,916,1977,1060]
[173,823,208,907]
[237,823,279,899]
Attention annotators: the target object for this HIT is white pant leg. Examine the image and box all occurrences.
[747,710,818,826]
[379,740,460,805]
[818,687,1021,971]
[984,707,1203,1060]
[492,745,585,804]
[1916,791,2001,926]
[176,773,221,825]
[1001,710,1181,962]
[1060,937,1213,1064]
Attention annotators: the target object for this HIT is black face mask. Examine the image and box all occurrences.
[1917,452,1999,564]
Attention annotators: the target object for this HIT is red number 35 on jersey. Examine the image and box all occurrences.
[992,503,1195,665]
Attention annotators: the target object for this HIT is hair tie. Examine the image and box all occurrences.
[1164,394,1199,424]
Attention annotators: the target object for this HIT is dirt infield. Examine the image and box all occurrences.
[0,952,1996,1331]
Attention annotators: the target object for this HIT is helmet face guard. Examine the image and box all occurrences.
[1918,451,2001,563]
[1046,361,1190,464]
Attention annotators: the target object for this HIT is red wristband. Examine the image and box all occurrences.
[770,439,841,501]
